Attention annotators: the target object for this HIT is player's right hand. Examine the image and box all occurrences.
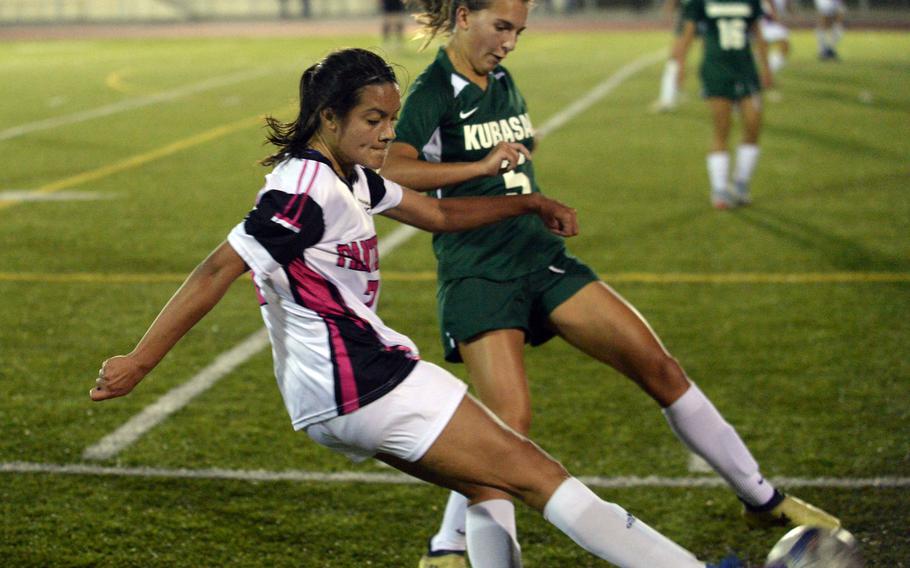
[478,142,531,178]
[90,355,146,401]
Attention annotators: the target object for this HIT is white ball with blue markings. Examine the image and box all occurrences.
[765,525,864,568]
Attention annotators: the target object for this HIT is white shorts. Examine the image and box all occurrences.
[815,0,844,16]
[304,361,468,463]
[761,19,789,42]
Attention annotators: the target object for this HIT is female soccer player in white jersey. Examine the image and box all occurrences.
[90,48,750,568]
[380,1,840,566]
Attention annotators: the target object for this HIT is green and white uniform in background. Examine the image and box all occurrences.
[394,48,596,361]
[682,0,765,99]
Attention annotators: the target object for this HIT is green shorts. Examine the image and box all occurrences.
[437,252,599,363]
[701,62,761,100]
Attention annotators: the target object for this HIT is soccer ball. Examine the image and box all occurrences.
[765,525,864,568]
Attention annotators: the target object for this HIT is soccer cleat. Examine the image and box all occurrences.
[765,89,783,103]
[417,549,468,568]
[711,189,736,210]
[731,181,752,206]
[743,492,841,530]
[707,555,747,568]
[819,47,840,61]
[650,99,678,113]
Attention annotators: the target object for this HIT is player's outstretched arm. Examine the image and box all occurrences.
[382,188,578,237]
[382,141,531,192]
[90,241,248,402]
[672,21,698,87]
[752,21,774,89]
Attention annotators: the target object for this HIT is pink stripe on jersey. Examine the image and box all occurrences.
[287,258,351,319]
[325,318,360,413]
[277,160,320,229]
[287,258,370,413]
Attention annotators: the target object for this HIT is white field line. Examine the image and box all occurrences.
[0,190,113,202]
[82,329,271,460]
[0,67,271,142]
[4,462,909,489]
[81,53,663,462]
[535,49,665,138]
[687,453,714,473]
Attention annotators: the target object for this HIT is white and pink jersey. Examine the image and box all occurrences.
[227,150,419,430]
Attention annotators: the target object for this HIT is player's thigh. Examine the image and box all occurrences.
[459,329,532,433]
[410,393,568,511]
[548,282,687,403]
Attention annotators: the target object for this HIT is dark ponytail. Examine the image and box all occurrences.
[261,48,397,167]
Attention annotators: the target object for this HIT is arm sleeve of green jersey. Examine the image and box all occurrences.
[680,0,700,21]
[394,80,447,154]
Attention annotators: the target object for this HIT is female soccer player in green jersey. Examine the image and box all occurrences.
[382,2,840,567]
[672,0,773,209]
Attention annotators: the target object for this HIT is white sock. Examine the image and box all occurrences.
[659,59,679,107]
[832,23,844,46]
[663,383,776,507]
[769,50,786,74]
[707,151,730,194]
[430,491,468,552]
[733,144,760,186]
[466,499,522,568]
[543,478,705,568]
[816,28,829,51]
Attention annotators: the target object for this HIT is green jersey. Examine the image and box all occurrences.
[394,47,564,282]
[682,0,764,98]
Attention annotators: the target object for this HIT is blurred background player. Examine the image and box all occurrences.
[815,0,846,60]
[381,0,408,47]
[386,1,841,567]
[653,0,687,112]
[674,0,773,208]
[761,0,791,78]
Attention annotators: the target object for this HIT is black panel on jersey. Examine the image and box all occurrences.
[244,190,325,266]
[362,168,389,209]
[328,315,418,417]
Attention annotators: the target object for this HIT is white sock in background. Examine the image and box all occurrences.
[543,477,705,568]
[430,491,468,552]
[466,499,522,568]
[659,59,680,107]
[816,28,830,53]
[707,151,730,194]
[832,23,844,47]
[663,383,776,507]
[769,50,786,74]
[733,144,761,187]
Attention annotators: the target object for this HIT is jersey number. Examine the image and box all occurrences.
[363,279,379,308]
[503,153,531,195]
[718,19,747,50]
[503,170,531,195]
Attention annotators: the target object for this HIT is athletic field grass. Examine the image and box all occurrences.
[0,25,907,567]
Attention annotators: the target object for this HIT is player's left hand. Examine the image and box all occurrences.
[90,355,146,401]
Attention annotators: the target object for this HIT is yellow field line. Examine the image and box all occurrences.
[0,110,277,211]
[1,271,908,285]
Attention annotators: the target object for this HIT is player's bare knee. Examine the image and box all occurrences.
[641,354,690,405]
[497,406,532,435]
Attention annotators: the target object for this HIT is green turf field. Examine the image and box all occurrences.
[0,27,908,567]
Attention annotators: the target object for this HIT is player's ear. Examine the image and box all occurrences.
[320,108,337,131]
[454,4,471,30]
